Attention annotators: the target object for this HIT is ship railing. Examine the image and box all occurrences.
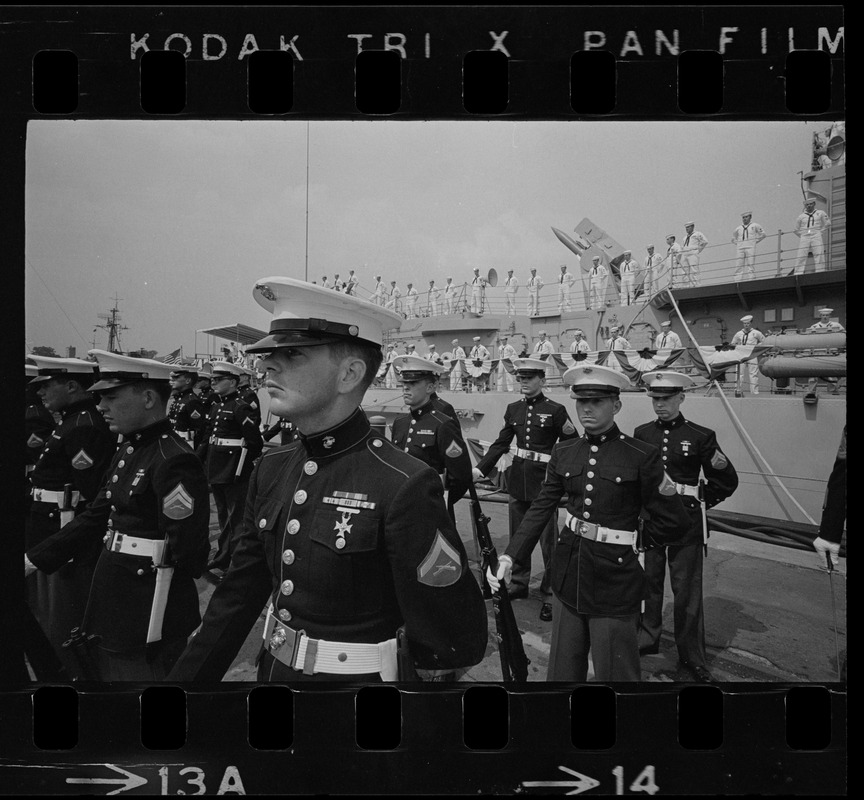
[323,224,844,319]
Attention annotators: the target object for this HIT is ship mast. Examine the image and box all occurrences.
[95,294,129,354]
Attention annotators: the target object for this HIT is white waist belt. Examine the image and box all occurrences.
[565,513,637,546]
[31,488,81,507]
[675,483,700,498]
[211,437,244,446]
[264,608,397,680]
[515,447,551,463]
[105,531,160,558]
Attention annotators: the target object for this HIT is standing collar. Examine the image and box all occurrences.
[218,391,239,403]
[410,401,434,419]
[126,418,173,446]
[655,414,685,429]
[60,397,99,419]
[299,407,370,458]
[585,423,620,445]
[523,392,546,405]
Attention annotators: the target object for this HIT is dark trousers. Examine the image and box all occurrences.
[210,480,249,567]
[547,595,641,682]
[508,498,555,596]
[95,638,187,681]
[638,543,706,668]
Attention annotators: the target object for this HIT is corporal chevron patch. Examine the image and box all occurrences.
[417,531,462,587]
[163,482,194,519]
[562,420,576,435]
[710,450,728,470]
[27,433,45,449]
[190,410,202,419]
[71,449,94,470]
[445,441,464,458]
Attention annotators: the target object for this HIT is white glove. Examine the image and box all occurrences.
[485,555,513,594]
[472,467,484,482]
[812,536,840,569]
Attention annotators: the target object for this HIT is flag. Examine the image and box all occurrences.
[159,347,182,364]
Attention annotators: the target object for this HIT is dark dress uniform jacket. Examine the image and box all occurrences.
[27,419,211,652]
[391,402,472,489]
[169,408,487,682]
[430,393,458,424]
[506,424,691,616]
[168,389,208,449]
[475,393,578,500]
[240,385,262,424]
[25,397,56,471]
[634,415,738,545]
[26,399,115,550]
[196,391,264,485]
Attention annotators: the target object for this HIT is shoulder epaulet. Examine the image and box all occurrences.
[158,432,197,460]
[619,433,656,455]
[681,419,714,437]
[259,440,303,461]
[634,421,654,435]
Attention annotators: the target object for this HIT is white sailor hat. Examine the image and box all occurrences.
[392,354,447,378]
[507,268,513,273]
[818,308,834,315]
[804,196,816,206]
[473,336,481,342]
[741,210,752,217]
[451,338,459,345]
[665,233,676,239]
[530,267,537,271]
[562,364,630,398]
[660,321,672,328]
[591,255,600,261]
[88,349,174,391]
[684,220,695,226]
[210,361,246,379]
[647,243,655,249]
[512,358,549,376]
[623,249,631,255]
[247,276,402,353]
[573,329,584,335]
[740,314,754,323]
[28,355,98,385]
[642,371,695,397]
[538,329,547,335]
[427,343,437,349]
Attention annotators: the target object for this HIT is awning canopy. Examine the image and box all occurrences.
[198,324,268,346]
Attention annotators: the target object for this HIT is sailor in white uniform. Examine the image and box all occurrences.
[793,198,831,274]
[557,264,575,313]
[643,244,663,296]
[404,283,419,318]
[470,268,486,313]
[730,315,765,394]
[504,270,518,316]
[443,278,456,315]
[428,280,441,316]
[731,211,766,281]
[655,321,683,350]
[680,221,708,287]
[619,250,638,305]
[588,256,608,311]
[527,269,543,316]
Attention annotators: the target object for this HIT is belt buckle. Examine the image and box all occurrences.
[269,621,304,670]
[111,532,124,552]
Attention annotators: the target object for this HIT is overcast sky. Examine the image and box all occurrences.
[25,120,822,357]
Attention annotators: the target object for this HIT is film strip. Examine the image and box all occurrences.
[3,5,845,795]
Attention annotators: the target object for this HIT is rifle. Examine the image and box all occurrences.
[466,481,530,683]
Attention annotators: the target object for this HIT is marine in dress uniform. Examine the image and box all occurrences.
[238,367,262,426]
[474,358,579,620]
[504,270,518,316]
[198,361,264,572]
[25,351,210,681]
[588,257,608,311]
[730,315,765,394]
[527,268,544,316]
[168,366,207,449]
[194,372,218,413]
[558,264,575,313]
[168,277,487,682]
[618,250,638,306]
[263,417,299,446]
[25,364,56,480]
[655,321,683,350]
[731,211,766,281]
[634,372,738,682]
[391,355,472,523]
[25,356,116,674]
[680,222,708,287]
[793,198,831,274]
[487,364,691,681]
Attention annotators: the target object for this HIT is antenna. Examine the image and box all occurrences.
[95,294,129,353]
